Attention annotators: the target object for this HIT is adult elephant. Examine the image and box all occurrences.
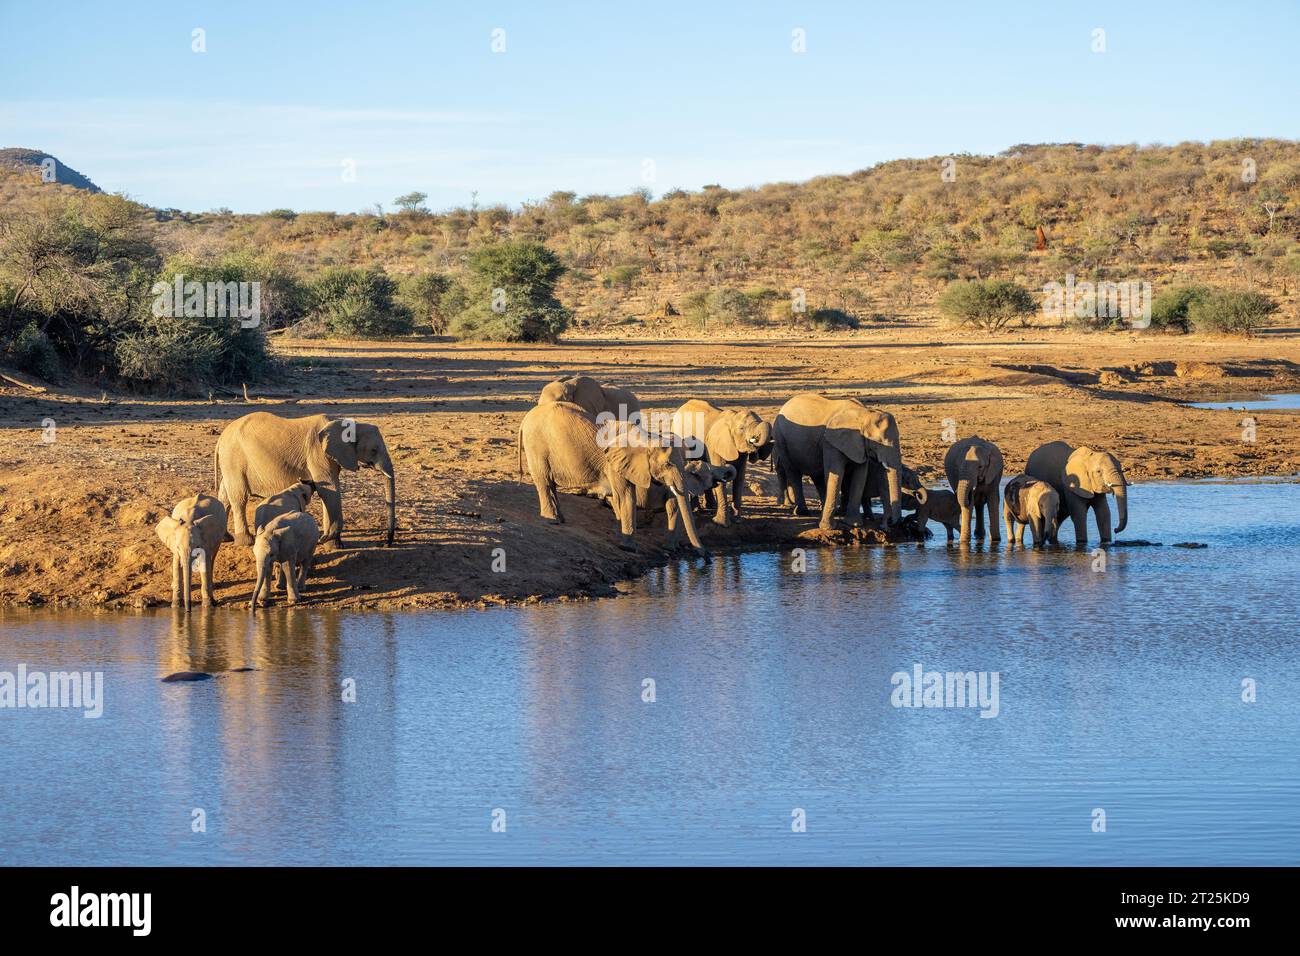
[517,400,707,554]
[1026,441,1128,544]
[539,375,642,424]
[215,412,396,548]
[772,393,903,530]
[669,399,773,526]
[943,436,1005,544]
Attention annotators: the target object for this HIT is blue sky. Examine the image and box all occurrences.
[1,0,1295,213]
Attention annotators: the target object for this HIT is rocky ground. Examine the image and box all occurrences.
[2,323,1298,611]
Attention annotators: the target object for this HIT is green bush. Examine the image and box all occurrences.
[937,279,1036,330]
[7,322,61,381]
[447,240,571,342]
[399,272,458,333]
[1186,289,1278,335]
[1149,285,1211,332]
[309,267,412,337]
[114,317,227,392]
[602,264,641,290]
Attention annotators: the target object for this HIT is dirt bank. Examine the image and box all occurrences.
[3,326,1299,611]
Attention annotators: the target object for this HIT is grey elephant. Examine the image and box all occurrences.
[518,400,707,553]
[862,460,925,522]
[155,493,231,611]
[250,511,320,609]
[619,460,735,549]
[1025,441,1128,544]
[669,399,773,526]
[909,487,962,541]
[539,375,642,425]
[772,393,904,530]
[215,412,395,549]
[253,480,317,535]
[943,436,1005,544]
[1002,474,1061,547]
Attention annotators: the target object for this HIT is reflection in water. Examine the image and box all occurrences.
[1,483,1298,865]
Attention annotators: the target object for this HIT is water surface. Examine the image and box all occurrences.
[1187,392,1300,411]
[1,482,1297,865]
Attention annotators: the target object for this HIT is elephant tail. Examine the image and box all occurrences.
[517,425,526,481]
[213,448,222,498]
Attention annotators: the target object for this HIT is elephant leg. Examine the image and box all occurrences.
[1094,496,1113,543]
[1066,493,1089,544]
[789,473,810,516]
[1004,511,1015,546]
[609,479,637,550]
[974,490,986,541]
[731,459,748,516]
[1030,516,1044,548]
[284,561,301,604]
[987,487,1001,543]
[228,480,254,546]
[200,562,216,607]
[531,464,563,524]
[712,483,730,527]
[664,496,683,548]
[317,483,344,545]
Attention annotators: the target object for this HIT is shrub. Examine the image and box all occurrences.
[937,279,1036,330]
[399,272,458,333]
[7,322,61,381]
[809,307,860,331]
[114,317,227,392]
[1186,289,1278,334]
[1149,285,1211,332]
[602,264,641,290]
[447,240,571,342]
[309,267,412,337]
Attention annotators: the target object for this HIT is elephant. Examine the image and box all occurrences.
[215,412,395,549]
[253,480,317,535]
[772,393,903,530]
[517,400,707,554]
[1002,474,1061,547]
[250,511,320,609]
[610,460,736,549]
[943,436,1005,544]
[669,399,773,526]
[1025,441,1129,544]
[539,375,642,425]
[155,494,231,611]
[908,487,962,541]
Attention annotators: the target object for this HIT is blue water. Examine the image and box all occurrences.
[0,482,1297,865]
[1188,392,1300,410]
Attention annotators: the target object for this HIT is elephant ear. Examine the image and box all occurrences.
[604,441,655,489]
[708,413,741,463]
[824,409,869,464]
[155,517,181,547]
[1063,448,1095,499]
[1004,478,1022,514]
[319,420,359,471]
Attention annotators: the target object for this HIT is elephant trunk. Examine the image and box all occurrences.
[251,545,270,608]
[672,489,707,554]
[886,465,903,525]
[378,448,396,546]
[1113,482,1128,534]
[181,538,193,613]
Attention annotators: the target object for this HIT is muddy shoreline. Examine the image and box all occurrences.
[3,328,1299,612]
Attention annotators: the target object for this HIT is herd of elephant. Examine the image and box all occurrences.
[152,373,1128,611]
[518,375,1129,556]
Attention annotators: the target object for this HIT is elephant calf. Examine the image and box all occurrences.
[253,481,317,535]
[633,460,736,547]
[155,494,231,611]
[250,511,320,609]
[909,488,962,542]
[1003,475,1061,547]
[669,399,773,527]
[944,436,1005,544]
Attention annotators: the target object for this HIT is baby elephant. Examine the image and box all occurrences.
[1003,474,1061,547]
[253,480,317,534]
[155,494,231,611]
[250,511,321,609]
[911,488,963,542]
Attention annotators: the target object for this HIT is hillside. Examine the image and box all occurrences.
[0,148,102,193]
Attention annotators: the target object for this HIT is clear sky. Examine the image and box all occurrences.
[1,0,1295,214]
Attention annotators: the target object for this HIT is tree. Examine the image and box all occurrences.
[447,240,571,342]
[394,191,430,214]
